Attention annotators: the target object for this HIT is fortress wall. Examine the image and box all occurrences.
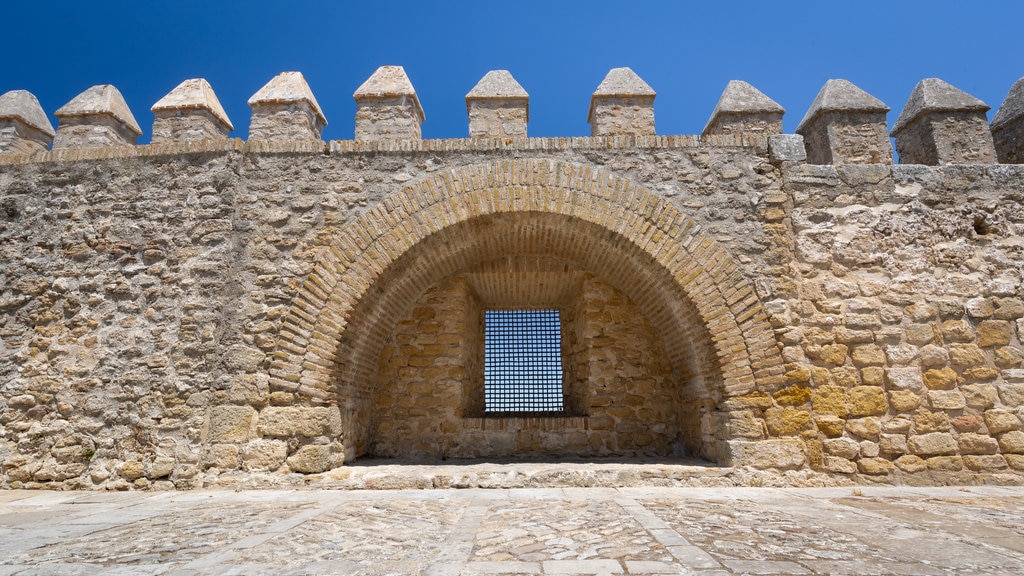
[0,68,1023,488]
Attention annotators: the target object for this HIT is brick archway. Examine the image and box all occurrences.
[269,159,783,460]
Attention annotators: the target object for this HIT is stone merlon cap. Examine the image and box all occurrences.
[55,84,142,136]
[466,70,529,116]
[588,67,655,123]
[992,77,1024,131]
[892,78,989,135]
[0,89,55,137]
[248,71,327,126]
[796,79,888,134]
[354,65,425,122]
[152,78,234,130]
[704,81,783,129]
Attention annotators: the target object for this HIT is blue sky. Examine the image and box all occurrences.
[4,1,1022,143]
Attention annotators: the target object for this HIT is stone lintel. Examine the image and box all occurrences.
[795,79,892,165]
[892,78,995,165]
[466,70,529,138]
[151,78,234,142]
[702,80,784,137]
[588,67,656,137]
[353,66,425,141]
[248,72,327,141]
[0,90,55,153]
[53,84,142,149]
[992,77,1024,164]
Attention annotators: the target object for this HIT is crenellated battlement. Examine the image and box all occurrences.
[2,67,1023,165]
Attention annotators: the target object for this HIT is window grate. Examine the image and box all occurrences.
[484,309,564,412]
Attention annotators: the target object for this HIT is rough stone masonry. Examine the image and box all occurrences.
[1,67,1024,490]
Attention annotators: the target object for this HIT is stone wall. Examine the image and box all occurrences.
[2,70,1024,489]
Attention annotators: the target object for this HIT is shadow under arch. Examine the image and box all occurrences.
[269,159,784,462]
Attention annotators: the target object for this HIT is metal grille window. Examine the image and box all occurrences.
[484,309,564,412]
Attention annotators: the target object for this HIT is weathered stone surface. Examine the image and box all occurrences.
[722,439,806,469]
[858,457,894,475]
[354,66,424,141]
[151,78,233,142]
[984,409,1022,433]
[208,406,256,443]
[892,78,996,165]
[466,70,528,138]
[928,390,966,410]
[998,430,1024,454]
[248,71,327,140]
[768,134,806,163]
[243,439,288,472]
[991,77,1024,163]
[958,433,999,455]
[703,80,784,136]
[53,84,142,149]
[908,432,959,456]
[257,407,342,438]
[286,444,331,473]
[850,386,887,416]
[588,68,655,137]
[823,437,859,459]
[0,90,55,153]
[796,79,892,164]
[846,417,880,440]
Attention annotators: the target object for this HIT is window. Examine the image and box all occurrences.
[483,309,564,412]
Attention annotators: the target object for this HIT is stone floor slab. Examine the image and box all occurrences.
[0,486,1020,575]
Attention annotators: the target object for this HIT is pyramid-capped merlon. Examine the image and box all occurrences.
[152,78,233,130]
[710,80,784,115]
[466,70,528,100]
[248,71,326,126]
[0,89,55,137]
[892,78,989,134]
[592,67,656,97]
[354,65,424,122]
[796,79,888,134]
[992,77,1024,130]
[55,84,142,136]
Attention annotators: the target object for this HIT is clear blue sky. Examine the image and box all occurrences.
[4,1,1022,142]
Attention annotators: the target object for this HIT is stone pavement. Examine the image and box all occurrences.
[1,485,1023,575]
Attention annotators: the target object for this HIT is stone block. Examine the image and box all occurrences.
[928,390,966,410]
[962,454,1007,471]
[796,79,892,164]
[812,385,848,418]
[721,410,766,439]
[998,430,1024,453]
[243,439,288,472]
[992,297,1024,320]
[773,385,810,406]
[721,439,806,469]
[0,90,55,153]
[257,406,342,437]
[922,367,958,390]
[858,457,895,475]
[149,456,176,479]
[765,407,811,436]
[703,80,784,137]
[879,433,907,455]
[588,68,656,137]
[819,455,857,473]
[846,417,880,440]
[984,409,1022,433]
[286,444,331,473]
[958,433,999,455]
[951,413,983,432]
[908,432,958,456]
[850,386,888,416]
[823,437,860,459]
[914,410,950,434]
[918,344,949,367]
[768,134,807,163]
[814,415,845,437]
[851,344,885,366]
[119,460,144,481]
[926,456,963,471]
[894,454,928,473]
[977,320,1012,347]
[886,367,923,392]
[997,383,1024,407]
[961,384,997,409]
[466,70,528,138]
[208,405,256,443]
[949,343,986,369]
[892,78,996,165]
[354,66,423,141]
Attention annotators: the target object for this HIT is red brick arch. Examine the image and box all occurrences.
[269,159,783,458]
